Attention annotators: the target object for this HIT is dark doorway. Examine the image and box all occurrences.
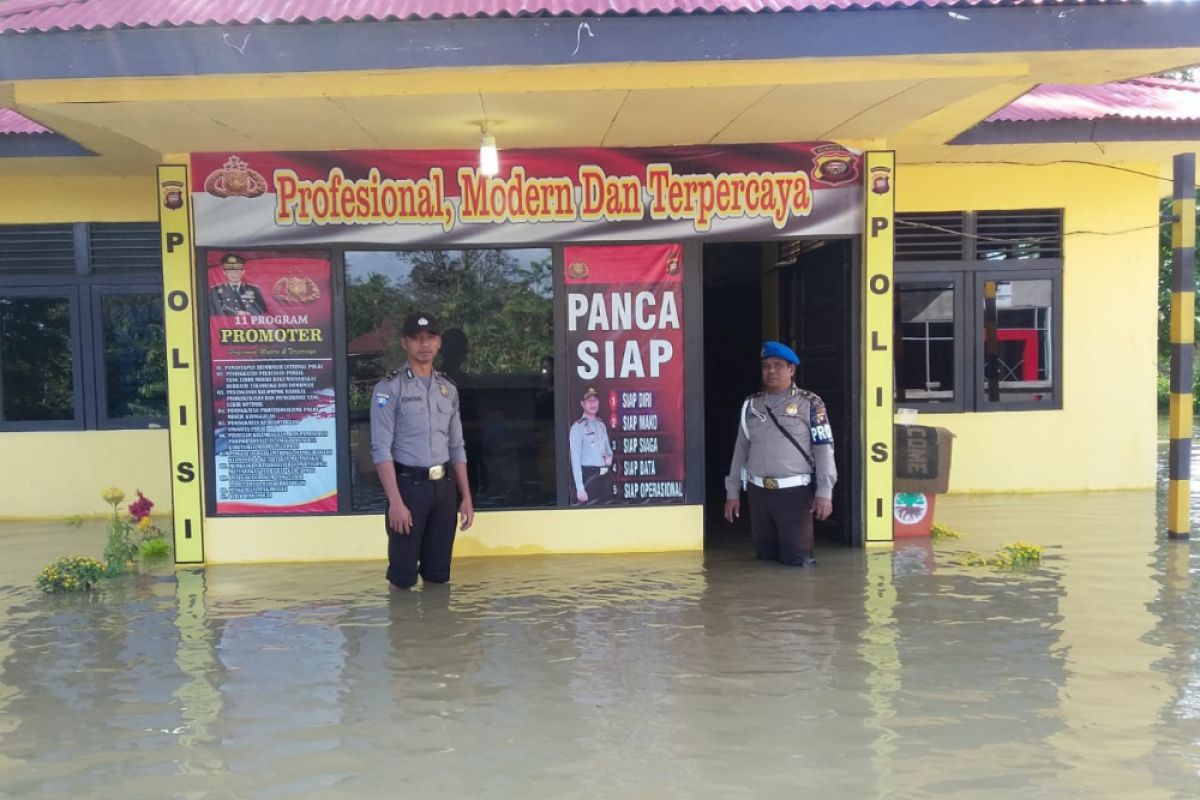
[776,239,858,546]
[701,240,857,551]
[701,243,763,549]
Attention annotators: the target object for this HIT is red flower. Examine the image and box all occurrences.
[128,490,154,522]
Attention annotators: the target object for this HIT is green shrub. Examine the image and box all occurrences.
[36,557,106,593]
[138,538,171,560]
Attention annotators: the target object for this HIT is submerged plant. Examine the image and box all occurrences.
[36,557,106,593]
[930,523,962,540]
[991,542,1044,569]
[952,550,989,567]
[951,542,1044,570]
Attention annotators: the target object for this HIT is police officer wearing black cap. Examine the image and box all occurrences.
[569,386,613,504]
[724,341,836,567]
[370,311,474,590]
[209,253,267,316]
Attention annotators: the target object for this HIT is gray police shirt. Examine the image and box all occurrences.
[724,386,837,500]
[370,363,466,468]
[569,416,613,492]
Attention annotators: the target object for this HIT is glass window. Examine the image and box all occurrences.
[981,278,1055,405]
[0,295,75,422]
[896,210,1062,413]
[896,281,956,406]
[345,249,556,511]
[101,293,167,422]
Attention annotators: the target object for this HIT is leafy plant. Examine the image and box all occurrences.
[991,541,1044,569]
[951,541,1043,570]
[138,538,170,560]
[36,557,106,593]
[98,487,168,577]
[930,523,962,540]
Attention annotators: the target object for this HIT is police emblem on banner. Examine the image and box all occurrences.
[811,143,859,186]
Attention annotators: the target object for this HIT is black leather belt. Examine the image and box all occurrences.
[395,462,449,481]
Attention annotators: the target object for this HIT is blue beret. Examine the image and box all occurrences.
[761,340,800,365]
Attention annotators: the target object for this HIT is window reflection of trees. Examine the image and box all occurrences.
[0,296,74,421]
[345,249,556,511]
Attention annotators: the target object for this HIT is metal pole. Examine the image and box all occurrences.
[1167,153,1195,540]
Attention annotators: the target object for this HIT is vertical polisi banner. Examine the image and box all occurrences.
[863,152,895,543]
[563,244,686,506]
[1168,153,1196,540]
[157,165,205,563]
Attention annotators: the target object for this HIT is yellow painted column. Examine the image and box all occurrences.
[157,164,205,563]
[1168,153,1195,540]
[863,152,895,543]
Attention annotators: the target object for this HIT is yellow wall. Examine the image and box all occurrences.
[0,175,157,222]
[204,504,703,563]
[0,176,167,519]
[898,162,1161,492]
[0,430,171,518]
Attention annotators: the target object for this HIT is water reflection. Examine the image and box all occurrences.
[1,490,1198,796]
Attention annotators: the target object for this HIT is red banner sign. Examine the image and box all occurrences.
[564,244,685,506]
[192,143,863,246]
[207,251,337,514]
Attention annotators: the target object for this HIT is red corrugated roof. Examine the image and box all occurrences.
[0,0,1139,34]
[0,108,50,134]
[989,78,1200,123]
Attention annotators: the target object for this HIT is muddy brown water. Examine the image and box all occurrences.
[1,458,1197,797]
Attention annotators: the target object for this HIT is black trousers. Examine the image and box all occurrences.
[577,465,613,505]
[385,465,458,588]
[747,483,814,566]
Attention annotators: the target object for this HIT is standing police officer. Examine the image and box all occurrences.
[371,312,474,591]
[724,341,836,567]
[569,386,614,504]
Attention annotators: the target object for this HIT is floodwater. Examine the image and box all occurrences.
[1,476,1198,796]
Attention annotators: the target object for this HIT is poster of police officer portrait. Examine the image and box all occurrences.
[206,250,338,514]
[563,243,686,506]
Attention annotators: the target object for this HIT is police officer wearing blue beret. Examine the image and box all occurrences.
[724,341,837,567]
[370,311,474,591]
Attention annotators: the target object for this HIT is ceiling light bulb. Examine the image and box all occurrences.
[479,131,499,176]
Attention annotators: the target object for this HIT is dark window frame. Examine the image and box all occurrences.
[0,224,164,432]
[895,272,967,414]
[90,284,169,430]
[0,285,84,430]
[896,210,1064,413]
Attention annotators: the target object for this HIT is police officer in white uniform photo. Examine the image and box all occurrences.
[569,386,613,504]
[371,311,474,591]
[724,341,836,567]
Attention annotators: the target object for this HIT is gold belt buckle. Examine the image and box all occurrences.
[763,477,779,490]
[428,465,445,480]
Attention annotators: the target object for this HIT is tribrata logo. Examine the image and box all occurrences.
[894,492,928,524]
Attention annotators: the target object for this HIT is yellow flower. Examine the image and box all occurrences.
[101,487,126,507]
[137,516,152,531]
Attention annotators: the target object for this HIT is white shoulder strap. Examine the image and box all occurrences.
[740,398,752,441]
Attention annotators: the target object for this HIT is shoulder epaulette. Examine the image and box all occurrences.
[797,388,821,403]
[437,371,456,387]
